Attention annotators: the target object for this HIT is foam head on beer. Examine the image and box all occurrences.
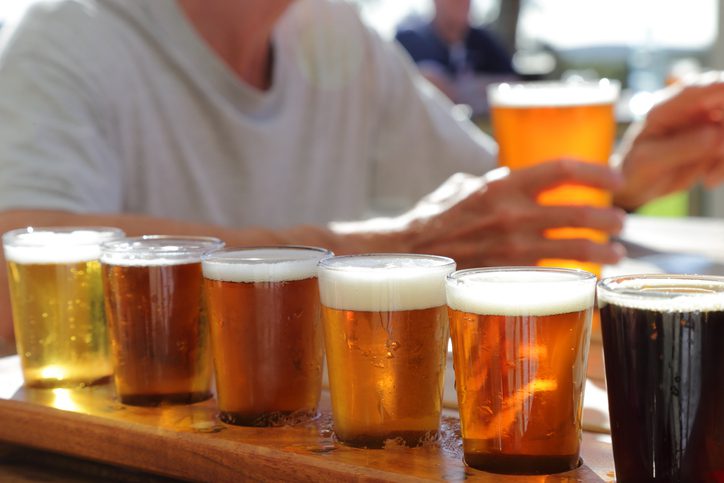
[318,254,455,312]
[202,247,329,283]
[446,267,596,316]
[598,275,724,312]
[487,78,620,108]
[4,227,123,265]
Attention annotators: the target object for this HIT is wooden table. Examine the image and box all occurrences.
[0,354,615,482]
[4,214,722,482]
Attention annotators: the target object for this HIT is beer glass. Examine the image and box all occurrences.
[3,227,124,388]
[488,79,620,277]
[202,246,331,426]
[318,254,455,448]
[446,267,595,474]
[101,236,223,406]
[598,275,724,483]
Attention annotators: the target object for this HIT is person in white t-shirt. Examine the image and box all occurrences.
[0,0,722,343]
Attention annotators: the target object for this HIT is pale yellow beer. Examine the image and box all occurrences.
[202,247,331,426]
[101,236,223,406]
[319,254,455,447]
[446,267,595,474]
[488,80,620,277]
[3,227,124,387]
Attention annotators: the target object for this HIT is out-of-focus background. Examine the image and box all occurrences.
[2,0,722,216]
[357,0,724,219]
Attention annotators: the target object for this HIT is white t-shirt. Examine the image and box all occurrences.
[0,0,496,228]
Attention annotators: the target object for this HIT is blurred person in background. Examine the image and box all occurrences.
[396,0,518,114]
[0,0,722,345]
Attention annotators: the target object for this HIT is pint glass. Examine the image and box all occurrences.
[101,236,223,405]
[446,267,595,474]
[488,80,620,277]
[3,227,124,388]
[598,275,724,483]
[318,254,455,447]
[202,246,331,426]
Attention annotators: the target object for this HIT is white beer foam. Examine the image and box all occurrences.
[318,256,455,311]
[446,270,595,316]
[598,277,724,313]
[4,230,113,264]
[202,248,326,283]
[488,80,619,108]
[100,255,202,267]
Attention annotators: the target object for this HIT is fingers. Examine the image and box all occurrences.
[530,205,626,234]
[514,160,624,196]
[625,123,722,175]
[644,82,724,136]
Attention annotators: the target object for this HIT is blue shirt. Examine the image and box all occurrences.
[396,22,515,77]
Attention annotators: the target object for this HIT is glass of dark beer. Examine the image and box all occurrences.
[100,235,223,406]
[598,274,724,483]
[318,254,455,448]
[201,246,331,426]
[446,267,596,474]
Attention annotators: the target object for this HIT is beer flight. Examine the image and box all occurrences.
[3,226,722,482]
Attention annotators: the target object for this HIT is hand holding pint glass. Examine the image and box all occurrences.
[488,80,620,277]
[202,246,331,426]
[101,236,223,406]
[318,254,455,448]
[598,275,724,483]
[446,267,595,474]
[3,227,124,388]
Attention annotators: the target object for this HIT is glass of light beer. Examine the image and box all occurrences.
[488,79,620,277]
[100,235,223,406]
[446,267,595,474]
[598,275,724,483]
[318,254,455,448]
[3,227,124,388]
[202,246,331,426]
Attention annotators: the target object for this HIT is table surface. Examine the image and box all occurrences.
[2,214,723,482]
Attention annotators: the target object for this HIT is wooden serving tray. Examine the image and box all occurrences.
[0,356,613,482]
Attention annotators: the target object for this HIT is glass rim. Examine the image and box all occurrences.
[318,253,456,272]
[2,226,125,247]
[487,78,620,106]
[100,235,224,260]
[447,266,597,284]
[598,273,724,299]
[202,245,332,264]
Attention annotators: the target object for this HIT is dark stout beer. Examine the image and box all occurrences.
[202,247,329,426]
[599,275,724,483]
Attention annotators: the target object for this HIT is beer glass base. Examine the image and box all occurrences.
[219,409,319,427]
[464,452,581,475]
[119,391,212,407]
[336,430,438,449]
[24,374,112,389]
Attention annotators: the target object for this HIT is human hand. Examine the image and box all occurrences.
[614,77,724,210]
[399,160,626,269]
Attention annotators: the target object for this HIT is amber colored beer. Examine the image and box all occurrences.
[598,275,724,483]
[3,227,124,388]
[488,80,619,277]
[319,254,455,447]
[202,247,330,426]
[101,236,223,406]
[446,268,595,474]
